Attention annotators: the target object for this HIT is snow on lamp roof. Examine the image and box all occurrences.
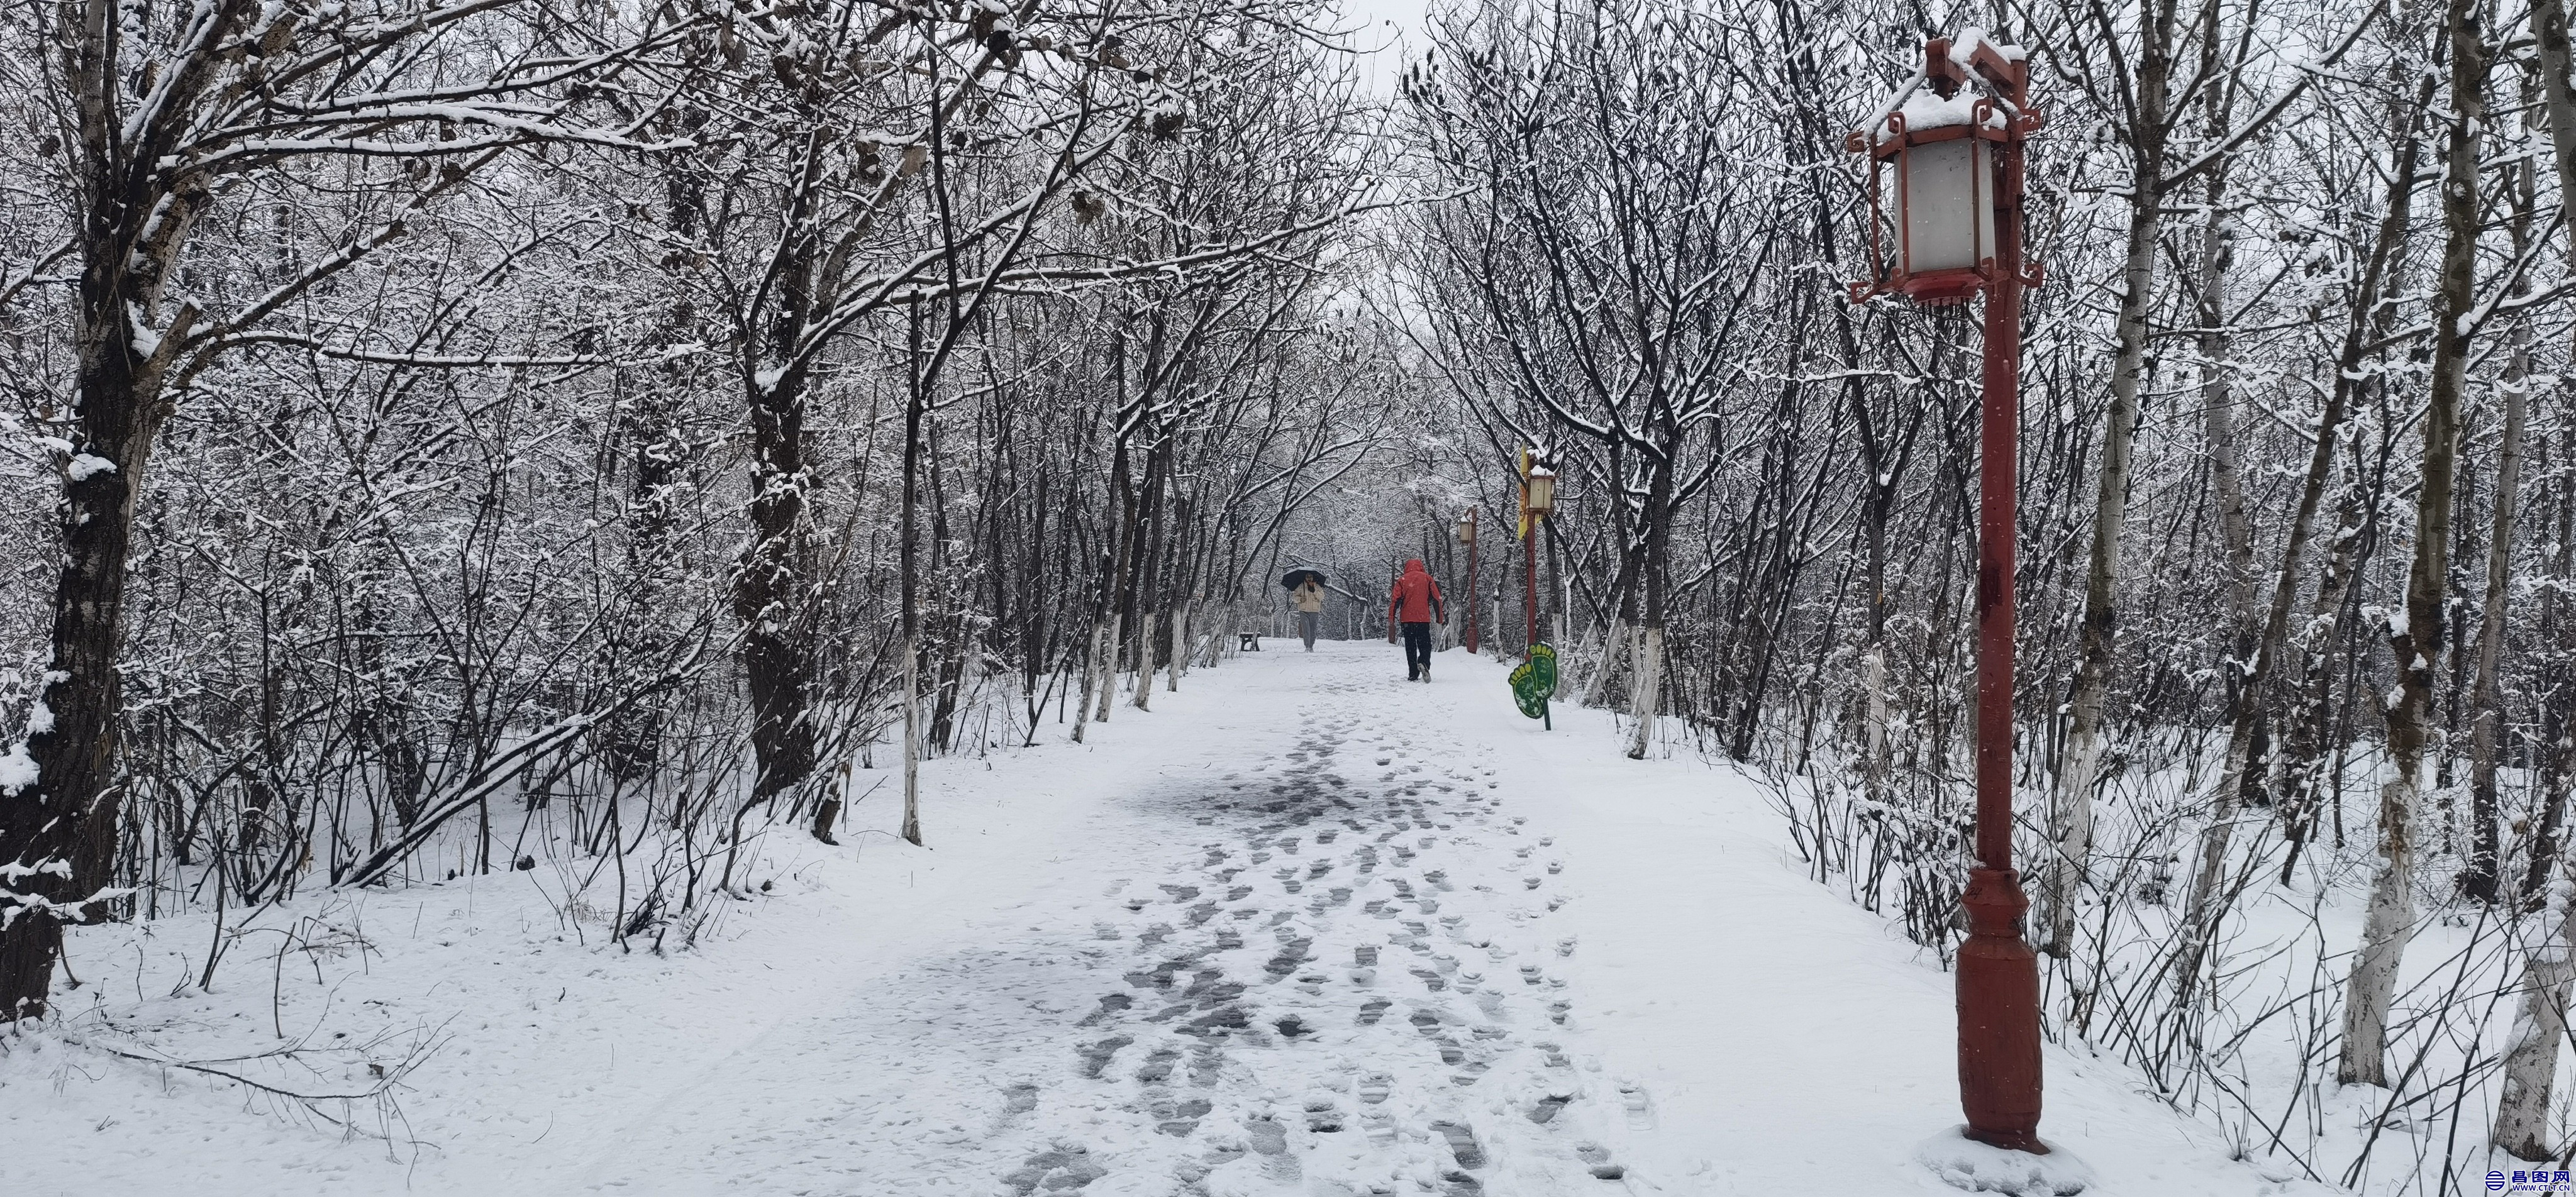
[1860,28,2028,145]
[1946,26,2028,69]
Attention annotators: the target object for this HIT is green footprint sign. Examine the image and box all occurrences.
[1509,644,1558,725]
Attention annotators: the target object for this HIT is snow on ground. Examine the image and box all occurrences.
[2,641,2328,1196]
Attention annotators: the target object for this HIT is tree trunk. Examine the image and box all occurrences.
[1626,626,1664,759]
[2342,0,2482,1084]
[1072,619,1103,743]
[2,4,226,1015]
[1093,614,1123,723]
[2273,62,2436,886]
[2464,159,2534,905]
[2170,55,2288,997]
[2509,0,2576,906]
[1131,612,1157,711]
[2483,1,2576,1143]
[2047,160,2165,959]
[2493,879,2576,1159]
[738,286,821,830]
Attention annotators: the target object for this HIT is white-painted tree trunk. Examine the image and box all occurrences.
[1624,626,1662,759]
[1092,614,1121,723]
[1071,622,1098,743]
[1131,612,1155,710]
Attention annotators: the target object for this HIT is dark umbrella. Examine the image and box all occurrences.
[1280,568,1328,590]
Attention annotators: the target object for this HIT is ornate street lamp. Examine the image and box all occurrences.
[1456,509,1480,655]
[1519,453,1556,655]
[1523,463,1555,520]
[1849,32,2049,1156]
[1846,38,2043,307]
[1509,449,1560,730]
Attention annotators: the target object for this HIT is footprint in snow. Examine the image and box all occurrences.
[1002,1142,1108,1195]
[1431,1120,1487,1168]
[1001,1082,1041,1117]
[1134,1045,1180,1083]
[1620,1081,1655,1129]
[1080,993,1135,1026]
[1076,1036,1133,1078]
[1151,1095,1213,1136]
[1576,1141,1628,1180]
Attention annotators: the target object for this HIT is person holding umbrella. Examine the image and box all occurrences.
[1282,568,1328,651]
[1385,559,1446,681]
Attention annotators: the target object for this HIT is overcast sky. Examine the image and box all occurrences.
[1332,0,1431,96]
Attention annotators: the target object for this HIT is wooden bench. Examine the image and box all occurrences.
[1239,633,1261,651]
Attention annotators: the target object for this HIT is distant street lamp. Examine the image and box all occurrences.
[1518,450,1555,656]
[1848,31,2048,1156]
[1457,509,1480,655]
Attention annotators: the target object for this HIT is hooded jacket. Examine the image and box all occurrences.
[1386,560,1445,626]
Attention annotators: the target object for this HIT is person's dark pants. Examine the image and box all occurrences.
[1298,612,1320,650]
[1401,622,1433,678]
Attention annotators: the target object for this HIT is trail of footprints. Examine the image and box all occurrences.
[998,686,1647,1196]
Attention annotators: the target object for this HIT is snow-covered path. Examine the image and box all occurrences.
[584,644,1641,1196]
[6,641,2321,1196]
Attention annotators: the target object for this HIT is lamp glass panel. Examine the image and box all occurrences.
[1894,138,1991,274]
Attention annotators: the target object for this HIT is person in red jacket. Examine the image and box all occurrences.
[1385,558,1446,681]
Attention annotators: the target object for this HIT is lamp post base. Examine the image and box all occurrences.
[1914,1127,2092,1195]
[1961,1127,2047,1154]
[1957,867,2045,1154]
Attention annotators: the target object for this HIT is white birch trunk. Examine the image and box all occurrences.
[2494,879,2576,1159]
[2043,720,2101,957]
[2340,768,2421,1087]
[2344,0,2481,1086]
[2049,154,2163,957]
[2492,6,2576,1145]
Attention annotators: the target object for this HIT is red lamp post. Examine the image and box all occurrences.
[1518,450,1555,654]
[1457,509,1480,655]
[1848,33,2046,1154]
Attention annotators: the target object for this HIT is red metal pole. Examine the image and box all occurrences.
[1954,43,2045,1155]
[1524,522,1539,655]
